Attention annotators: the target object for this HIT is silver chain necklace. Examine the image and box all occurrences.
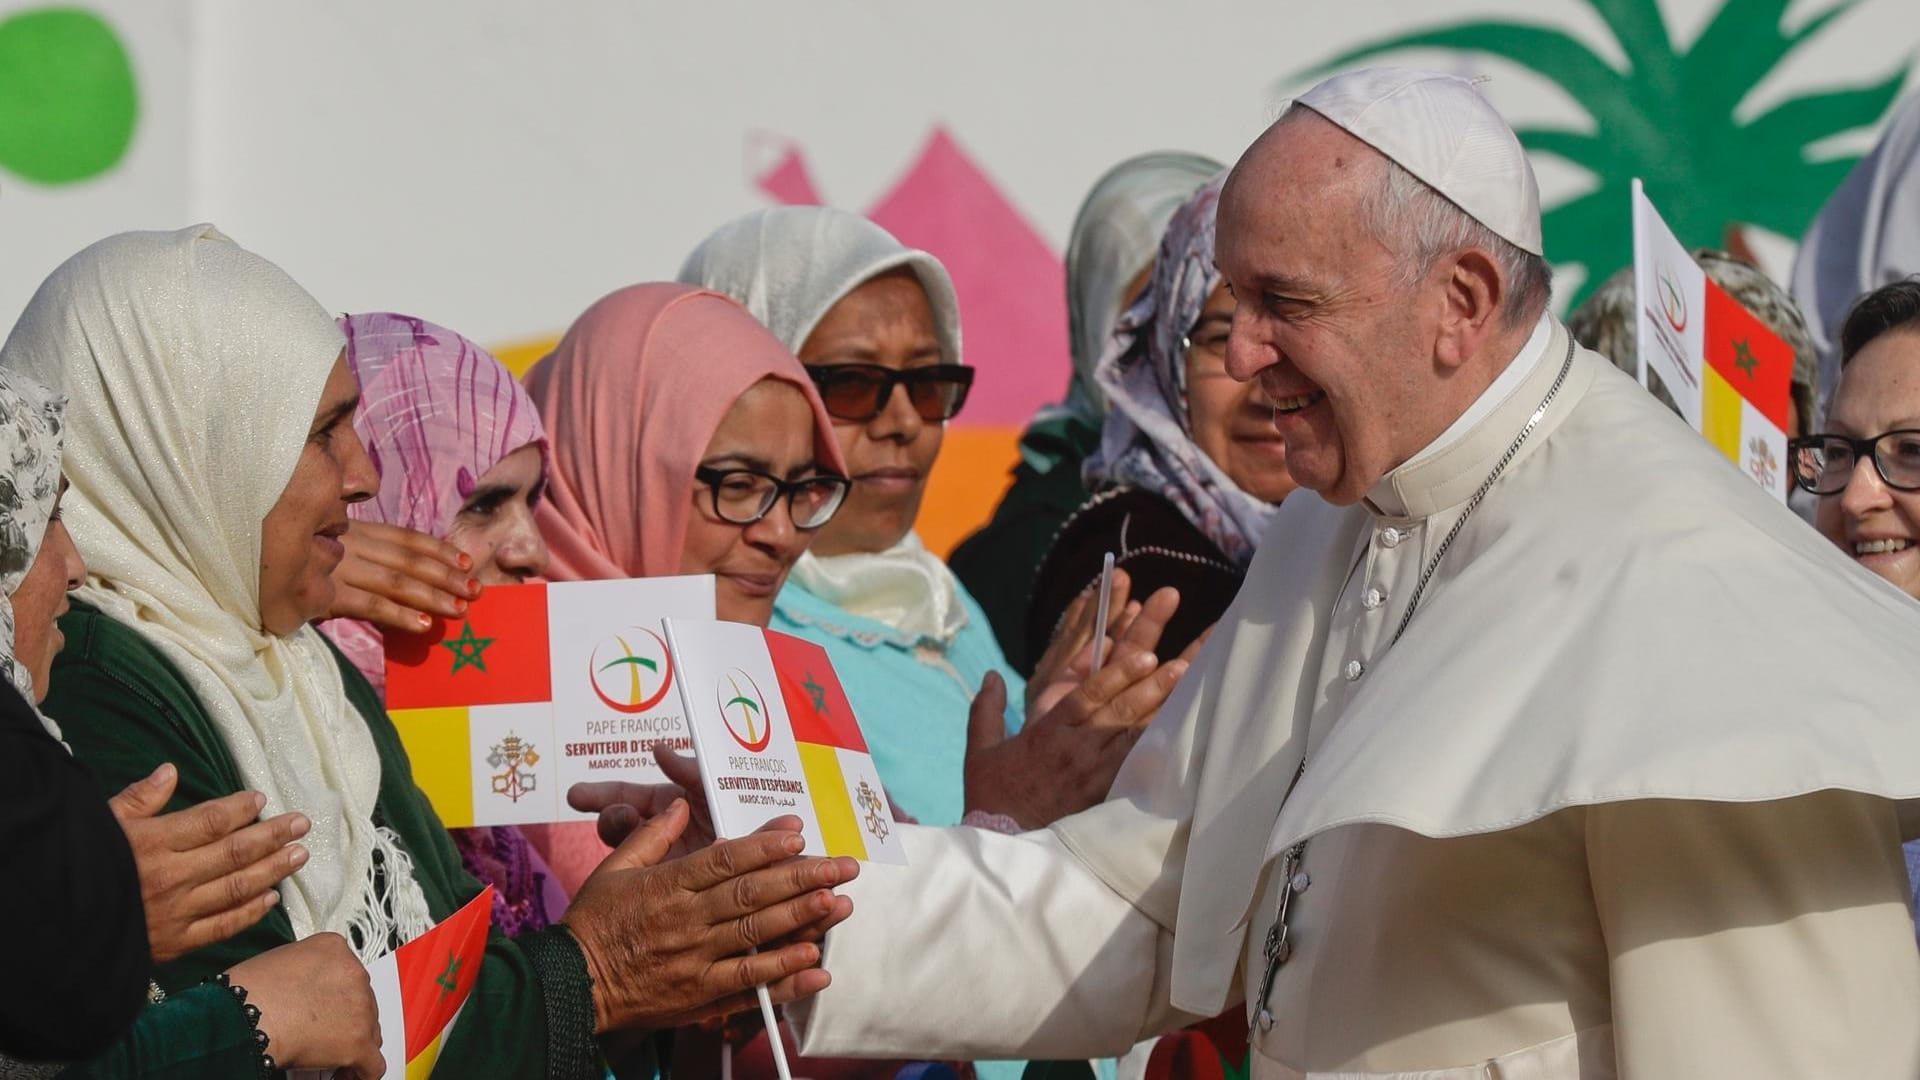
[1250,337,1576,1038]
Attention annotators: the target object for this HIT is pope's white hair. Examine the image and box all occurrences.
[1363,158,1551,328]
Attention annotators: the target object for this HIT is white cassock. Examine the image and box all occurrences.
[795,317,1920,1078]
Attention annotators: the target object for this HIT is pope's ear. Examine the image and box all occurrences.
[1434,247,1503,370]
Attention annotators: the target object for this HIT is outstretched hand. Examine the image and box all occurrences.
[566,744,714,854]
[562,800,858,1033]
[1027,568,1138,717]
[965,585,1199,829]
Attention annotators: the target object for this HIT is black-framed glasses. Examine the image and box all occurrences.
[1789,430,1920,495]
[807,364,974,422]
[693,466,851,529]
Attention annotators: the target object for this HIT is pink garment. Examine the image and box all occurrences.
[313,312,559,936]
[522,283,844,893]
[320,312,548,696]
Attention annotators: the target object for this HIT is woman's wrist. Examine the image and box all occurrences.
[209,972,277,1080]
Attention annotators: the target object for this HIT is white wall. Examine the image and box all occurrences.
[5,0,1912,346]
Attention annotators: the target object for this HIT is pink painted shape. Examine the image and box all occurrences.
[758,126,1069,429]
[750,133,824,206]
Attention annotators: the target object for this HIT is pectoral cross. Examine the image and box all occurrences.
[1251,839,1307,1036]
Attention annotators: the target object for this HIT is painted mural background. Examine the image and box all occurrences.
[3,0,1913,552]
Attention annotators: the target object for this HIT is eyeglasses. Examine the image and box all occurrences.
[693,466,851,529]
[1788,430,1920,495]
[807,364,974,423]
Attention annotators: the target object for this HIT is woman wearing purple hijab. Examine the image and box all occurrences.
[318,311,562,936]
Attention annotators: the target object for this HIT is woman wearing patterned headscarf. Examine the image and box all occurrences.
[1027,173,1297,667]
[317,312,563,938]
[950,152,1221,666]
[0,366,146,1076]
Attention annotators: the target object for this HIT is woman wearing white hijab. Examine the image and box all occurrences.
[5,225,858,1079]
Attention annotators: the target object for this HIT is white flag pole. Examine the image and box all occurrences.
[1091,551,1117,671]
[1631,177,1650,390]
[661,618,797,1080]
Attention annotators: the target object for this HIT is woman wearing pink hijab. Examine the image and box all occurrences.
[521,283,850,892]
[318,311,564,937]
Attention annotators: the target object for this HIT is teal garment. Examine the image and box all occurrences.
[55,984,259,1080]
[768,579,1024,828]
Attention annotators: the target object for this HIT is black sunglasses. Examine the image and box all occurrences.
[692,466,851,529]
[1788,430,1920,495]
[806,364,974,423]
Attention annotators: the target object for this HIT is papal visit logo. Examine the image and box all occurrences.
[589,628,674,714]
[718,669,772,753]
[1657,267,1689,333]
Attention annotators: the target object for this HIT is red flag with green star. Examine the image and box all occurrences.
[1697,279,1796,497]
[1703,281,1794,431]
[386,585,552,709]
[369,885,493,1078]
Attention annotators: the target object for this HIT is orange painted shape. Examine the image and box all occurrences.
[916,425,1023,558]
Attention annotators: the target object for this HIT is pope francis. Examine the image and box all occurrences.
[786,68,1920,1078]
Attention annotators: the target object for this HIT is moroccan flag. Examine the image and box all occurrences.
[1700,280,1794,496]
[383,577,716,828]
[386,585,552,709]
[1632,180,1794,500]
[665,618,906,864]
[369,886,493,1079]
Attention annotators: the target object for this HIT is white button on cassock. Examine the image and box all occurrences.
[1380,527,1403,548]
[1362,587,1385,610]
[1344,659,1365,681]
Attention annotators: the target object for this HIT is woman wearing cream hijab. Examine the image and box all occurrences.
[5,226,857,1078]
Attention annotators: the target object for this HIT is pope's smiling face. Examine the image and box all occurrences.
[1216,110,1494,507]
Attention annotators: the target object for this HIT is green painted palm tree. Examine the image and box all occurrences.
[1297,0,1910,307]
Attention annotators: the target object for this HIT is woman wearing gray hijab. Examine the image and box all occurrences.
[948,151,1220,668]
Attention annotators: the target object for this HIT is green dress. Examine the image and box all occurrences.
[45,601,603,1080]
